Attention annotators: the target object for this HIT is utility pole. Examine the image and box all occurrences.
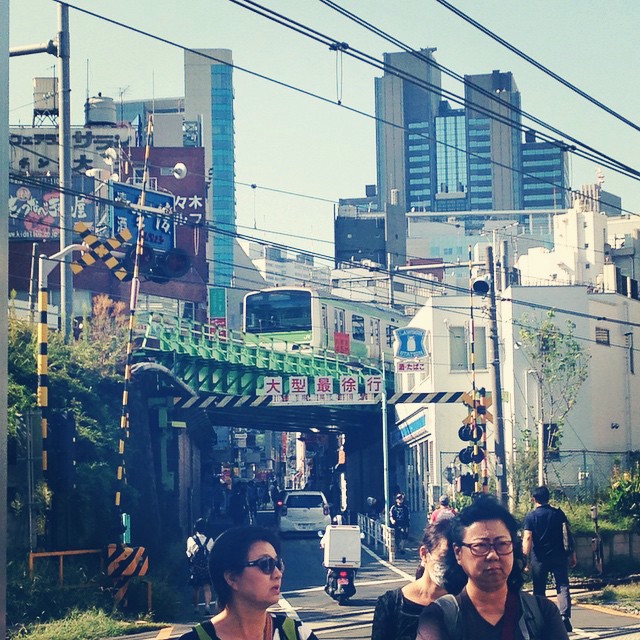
[486,246,508,504]
[58,3,73,340]
[381,352,390,528]
[1,2,10,636]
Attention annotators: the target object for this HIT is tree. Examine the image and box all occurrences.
[519,311,590,485]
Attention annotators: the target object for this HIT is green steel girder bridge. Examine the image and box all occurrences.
[132,312,392,432]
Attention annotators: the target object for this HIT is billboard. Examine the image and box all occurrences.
[110,182,175,251]
[8,175,96,240]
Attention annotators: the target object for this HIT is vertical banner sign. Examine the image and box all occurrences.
[209,286,228,336]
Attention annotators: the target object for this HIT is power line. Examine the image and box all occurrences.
[49,1,640,215]
[228,0,640,181]
[12,171,640,330]
[433,0,640,135]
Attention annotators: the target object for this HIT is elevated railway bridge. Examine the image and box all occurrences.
[130,312,472,517]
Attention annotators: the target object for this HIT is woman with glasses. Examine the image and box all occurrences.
[371,518,466,640]
[416,495,568,640]
[179,525,318,640]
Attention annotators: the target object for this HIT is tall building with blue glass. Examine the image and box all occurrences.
[373,52,568,218]
[521,131,570,209]
[185,49,236,287]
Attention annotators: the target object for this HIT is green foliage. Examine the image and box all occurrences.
[8,295,127,553]
[8,608,164,640]
[508,440,538,512]
[608,463,640,531]
[518,311,590,481]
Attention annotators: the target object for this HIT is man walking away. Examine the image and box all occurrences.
[186,518,214,615]
[389,492,410,554]
[429,495,456,523]
[523,485,577,633]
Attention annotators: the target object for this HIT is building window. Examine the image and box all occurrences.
[595,327,610,345]
[449,325,487,371]
[352,314,365,342]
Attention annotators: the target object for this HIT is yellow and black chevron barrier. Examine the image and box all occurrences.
[71,222,133,281]
[106,543,149,606]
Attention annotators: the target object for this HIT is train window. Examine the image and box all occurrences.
[352,315,365,342]
[386,325,397,347]
[244,290,312,333]
[334,308,345,333]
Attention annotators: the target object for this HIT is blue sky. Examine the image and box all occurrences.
[9,1,640,259]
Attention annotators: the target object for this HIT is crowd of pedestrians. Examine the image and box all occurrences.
[182,485,576,640]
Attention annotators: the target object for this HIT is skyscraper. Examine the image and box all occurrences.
[375,49,442,215]
[463,70,522,211]
[373,53,565,216]
[185,49,236,287]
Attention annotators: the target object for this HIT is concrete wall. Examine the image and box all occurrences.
[574,532,640,571]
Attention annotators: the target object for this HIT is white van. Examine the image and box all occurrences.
[278,490,331,535]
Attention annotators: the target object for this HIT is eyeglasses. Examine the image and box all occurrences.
[459,540,513,556]
[242,555,285,575]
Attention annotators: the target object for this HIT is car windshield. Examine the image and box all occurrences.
[286,495,324,509]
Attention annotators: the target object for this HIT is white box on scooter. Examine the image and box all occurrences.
[322,525,361,568]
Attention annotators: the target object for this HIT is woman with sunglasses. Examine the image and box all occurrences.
[179,525,318,640]
[371,518,466,640]
[416,495,568,640]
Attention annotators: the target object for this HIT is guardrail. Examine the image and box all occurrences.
[357,514,396,562]
[28,548,103,586]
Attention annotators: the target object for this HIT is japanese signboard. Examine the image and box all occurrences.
[396,361,426,372]
[9,125,133,175]
[8,175,96,240]
[110,182,175,251]
[394,327,428,359]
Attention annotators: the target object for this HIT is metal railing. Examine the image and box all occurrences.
[357,513,396,562]
[133,311,386,381]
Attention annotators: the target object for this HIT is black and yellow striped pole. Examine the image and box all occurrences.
[115,114,154,508]
[37,245,84,474]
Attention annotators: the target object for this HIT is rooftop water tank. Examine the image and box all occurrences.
[85,93,116,127]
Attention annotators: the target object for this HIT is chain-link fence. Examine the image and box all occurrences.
[545,449,629,502]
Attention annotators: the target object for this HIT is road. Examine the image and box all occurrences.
[122,536,640,639]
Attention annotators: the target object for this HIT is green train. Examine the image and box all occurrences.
[243,286,406,363]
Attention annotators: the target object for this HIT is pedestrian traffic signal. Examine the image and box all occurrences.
[456,473,475,496]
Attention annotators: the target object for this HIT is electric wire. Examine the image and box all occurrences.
[47,1,640,214]
[227,0,640,181]
[433,0,640,134]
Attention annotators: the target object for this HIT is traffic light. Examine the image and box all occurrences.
[122,246,191,284]
[47,410,76,491]
[456,473,475,496]
[471,274,491,296]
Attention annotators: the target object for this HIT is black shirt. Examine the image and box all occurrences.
[523,504,568,563]
[372,588,427,640]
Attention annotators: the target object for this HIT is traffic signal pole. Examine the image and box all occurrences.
[486,246,509,505]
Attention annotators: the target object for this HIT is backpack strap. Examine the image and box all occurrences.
[282,615,298,640]
[519,592,544,639]
[193,621,216,640]
[434,594,462,640]
[272,613,299,640]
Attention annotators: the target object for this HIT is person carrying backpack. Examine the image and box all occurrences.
[416,495,568,640]
[186,518,214,615]
[522,485,577,633]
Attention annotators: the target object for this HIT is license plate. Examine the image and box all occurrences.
[338,578,349,585]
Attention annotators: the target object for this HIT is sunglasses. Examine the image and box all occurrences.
[242,555,285,575]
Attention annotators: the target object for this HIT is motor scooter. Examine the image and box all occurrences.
[319,524,362,605]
